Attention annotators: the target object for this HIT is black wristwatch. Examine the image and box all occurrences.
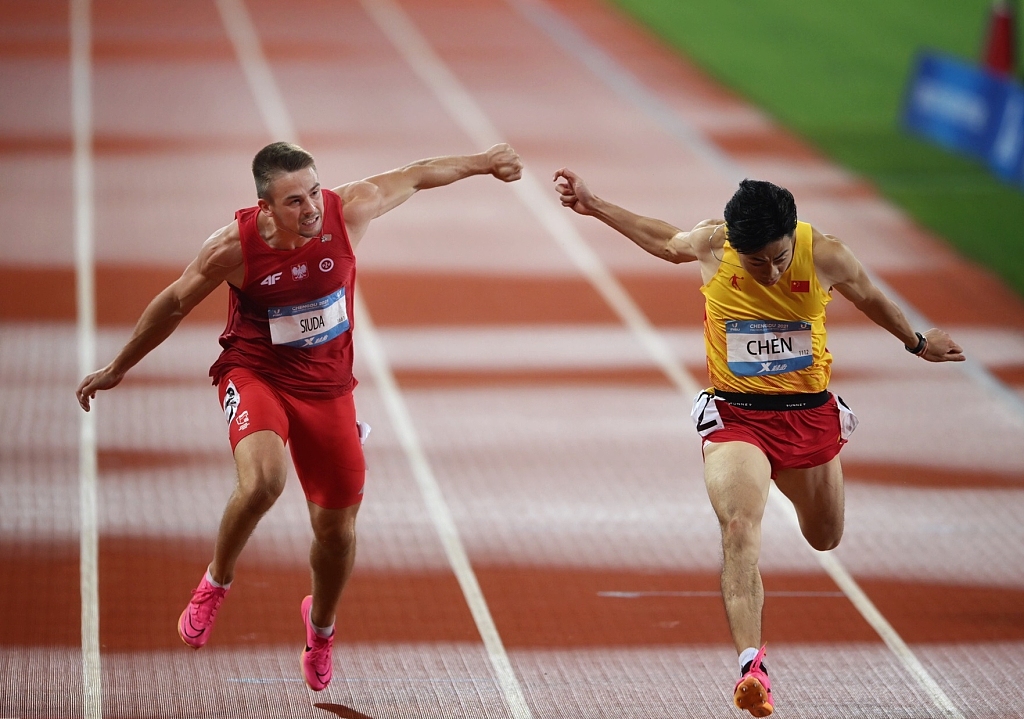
[905,331,927,355]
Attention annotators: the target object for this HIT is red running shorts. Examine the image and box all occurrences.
[691,390,858,478]
[217,367,365,509]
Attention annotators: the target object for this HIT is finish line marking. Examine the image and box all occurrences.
[599,590,846,598]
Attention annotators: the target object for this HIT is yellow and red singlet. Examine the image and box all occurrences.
[700,221,832,394]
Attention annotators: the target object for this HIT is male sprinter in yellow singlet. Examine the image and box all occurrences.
[553,169,964,717]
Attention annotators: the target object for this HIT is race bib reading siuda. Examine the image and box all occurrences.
[268,288,349,348]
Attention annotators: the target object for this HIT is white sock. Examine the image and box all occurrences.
[310,619,335,639]
[205,568,231,590]
[738,647,758,672]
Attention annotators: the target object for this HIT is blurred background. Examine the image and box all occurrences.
[610,0,1024,298]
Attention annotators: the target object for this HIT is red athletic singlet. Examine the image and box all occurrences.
[209,188,357,399]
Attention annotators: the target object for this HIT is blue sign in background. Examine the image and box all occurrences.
[988,84,1024,181]
[902,51,1024,187]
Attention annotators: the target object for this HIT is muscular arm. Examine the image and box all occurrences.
[75,224,243,410]
[814,230,965,362]
[552,167,707,264]
[336,143,522,246]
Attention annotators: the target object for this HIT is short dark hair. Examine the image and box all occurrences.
[252,142,316,199]
[723,179,797,254]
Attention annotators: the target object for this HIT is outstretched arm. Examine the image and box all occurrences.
[815,230,964,362]
[337,143,523,246]
[75,224,243,411]
[553,167,701,263]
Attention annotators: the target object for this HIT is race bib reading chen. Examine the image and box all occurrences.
[725,319,813,376]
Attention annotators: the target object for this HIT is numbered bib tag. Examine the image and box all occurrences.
[725,319,813,376]
[690,390,724,437]
[836,395,859,440]
[268,288,349,348]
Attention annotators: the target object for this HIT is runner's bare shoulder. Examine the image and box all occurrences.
[333,180,381,226]
[811,226,860,289]
[197,221,245,284]
[333,179,379,209]
[691,219,726,261]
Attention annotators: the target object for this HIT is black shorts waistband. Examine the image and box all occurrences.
[714,389,830,411]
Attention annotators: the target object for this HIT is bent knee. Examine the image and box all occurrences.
[808,532,842,552]
[237,473,286,512]
[805,523,843,552]
[314,521,357,552]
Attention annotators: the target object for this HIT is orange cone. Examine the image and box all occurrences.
[984,0,1018,75]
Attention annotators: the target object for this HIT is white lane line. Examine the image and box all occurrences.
[360,0,700,399]
[771,499,964,717]
[509,0,745,185]
[354,296,534,719]
[213,0,296,142]
[216,3,531,717]
[817,552,964,716]
[367,1,965,716]
[70,0,101,716]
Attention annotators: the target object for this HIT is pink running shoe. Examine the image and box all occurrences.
[300,595,334,691]
[733,645,774,717]
[177,574,228,649]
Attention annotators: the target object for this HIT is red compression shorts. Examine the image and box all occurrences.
[217,368,365,509]
[691,390,857,478]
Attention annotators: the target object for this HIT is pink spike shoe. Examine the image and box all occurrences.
[734,644,774,717]
[177,574,228,649]
[300,595,334,691]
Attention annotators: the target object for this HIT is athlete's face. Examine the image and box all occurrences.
[260,166,325,239]
[737,234,795,287]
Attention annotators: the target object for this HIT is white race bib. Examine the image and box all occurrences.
[268,288,349,348]
[725,319,813,376]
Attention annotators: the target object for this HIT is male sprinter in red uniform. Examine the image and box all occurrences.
[77,141,522,691]
[553,169,964,716]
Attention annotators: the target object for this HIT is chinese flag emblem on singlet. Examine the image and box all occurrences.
[790,280,810,293]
